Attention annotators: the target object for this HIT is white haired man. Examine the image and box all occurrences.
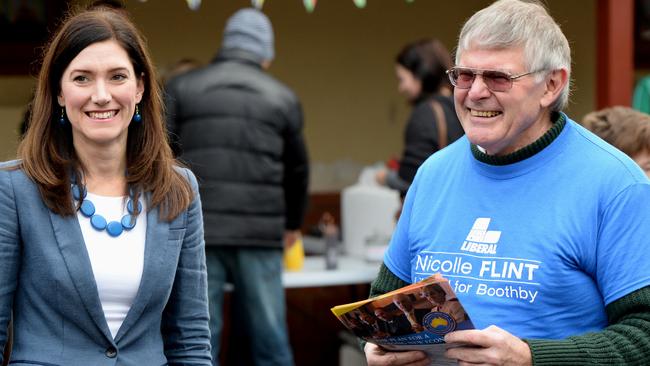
[364,0,650,365]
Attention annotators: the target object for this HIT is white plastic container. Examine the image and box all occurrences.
[341,184,400,260]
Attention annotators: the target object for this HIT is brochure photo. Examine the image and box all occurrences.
[331,274,474,365]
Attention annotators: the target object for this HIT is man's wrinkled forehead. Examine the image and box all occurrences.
[456,41,527,61]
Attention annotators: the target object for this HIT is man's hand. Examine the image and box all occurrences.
[365,342,430,366]
[283,230,301,250]
[444,325,532,366]
[375,169,388,185]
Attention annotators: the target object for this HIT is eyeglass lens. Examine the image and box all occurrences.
[449,68,512,92]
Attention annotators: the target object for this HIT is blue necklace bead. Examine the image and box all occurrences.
[72,185,85,201]
[127,199,142,214]
[80,200,95,217]
[121,214,136,229]
[90,214,107,230]
[73,183,139,237]
[106,221,124,237]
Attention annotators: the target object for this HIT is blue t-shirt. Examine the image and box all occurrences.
[384,116,650,339]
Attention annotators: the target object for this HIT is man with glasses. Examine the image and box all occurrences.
[364,0,650,365]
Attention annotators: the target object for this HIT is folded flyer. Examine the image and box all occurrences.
[330,274,474,365]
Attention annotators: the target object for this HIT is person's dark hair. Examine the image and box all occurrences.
[396,38,453,101]
[393,293,414,311]
[87,0,126,10]
[160,58,201,86]
[423,283,446,297]
[19,99,33,138]
[581,106,650,158]
[17,6,193,221]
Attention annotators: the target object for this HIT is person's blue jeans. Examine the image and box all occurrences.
[206,247,294,366]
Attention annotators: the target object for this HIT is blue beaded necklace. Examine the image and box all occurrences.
[72,183,142,237]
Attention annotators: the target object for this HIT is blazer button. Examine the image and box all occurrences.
[105,347,117,358]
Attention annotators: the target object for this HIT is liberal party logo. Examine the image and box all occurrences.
[460,218,501,254]
[423,311,456,335]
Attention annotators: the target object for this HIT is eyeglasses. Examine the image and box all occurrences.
[446,67,544,92]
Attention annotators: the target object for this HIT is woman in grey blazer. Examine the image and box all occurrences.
[0,4,211,366]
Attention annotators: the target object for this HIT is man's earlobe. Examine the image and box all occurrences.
[541,69,568,108]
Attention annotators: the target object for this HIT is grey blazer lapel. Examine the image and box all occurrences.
[50,211,114,342]
[114,204,170,342]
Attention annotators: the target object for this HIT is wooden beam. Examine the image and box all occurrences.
[597,0,634,108]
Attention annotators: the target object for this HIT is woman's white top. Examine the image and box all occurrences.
[76,192,147,338]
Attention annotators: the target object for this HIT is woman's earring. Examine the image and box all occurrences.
[132,104,142,123]
[59,107,66,126]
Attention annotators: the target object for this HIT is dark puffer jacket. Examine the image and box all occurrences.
[165,49,309,249]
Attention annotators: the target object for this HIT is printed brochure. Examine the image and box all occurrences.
[330,274,474,365]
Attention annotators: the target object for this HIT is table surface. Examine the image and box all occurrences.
[282,255,381,288]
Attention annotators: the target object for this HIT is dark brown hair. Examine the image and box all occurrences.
[17,5,193,220]
[396,38,453,102]
[422,283,446,297]
[581,106,650,158]
[392,293,414,311]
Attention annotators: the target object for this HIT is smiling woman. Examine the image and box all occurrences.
[57,40,144,152]
[0,3,211,366]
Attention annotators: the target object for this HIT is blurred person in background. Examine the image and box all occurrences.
[376,38,464,197]
[581,106,650,178]
[165,7,308,366]
[160,58,201,87]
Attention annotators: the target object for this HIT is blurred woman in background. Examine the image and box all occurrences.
[377,38,464,196]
